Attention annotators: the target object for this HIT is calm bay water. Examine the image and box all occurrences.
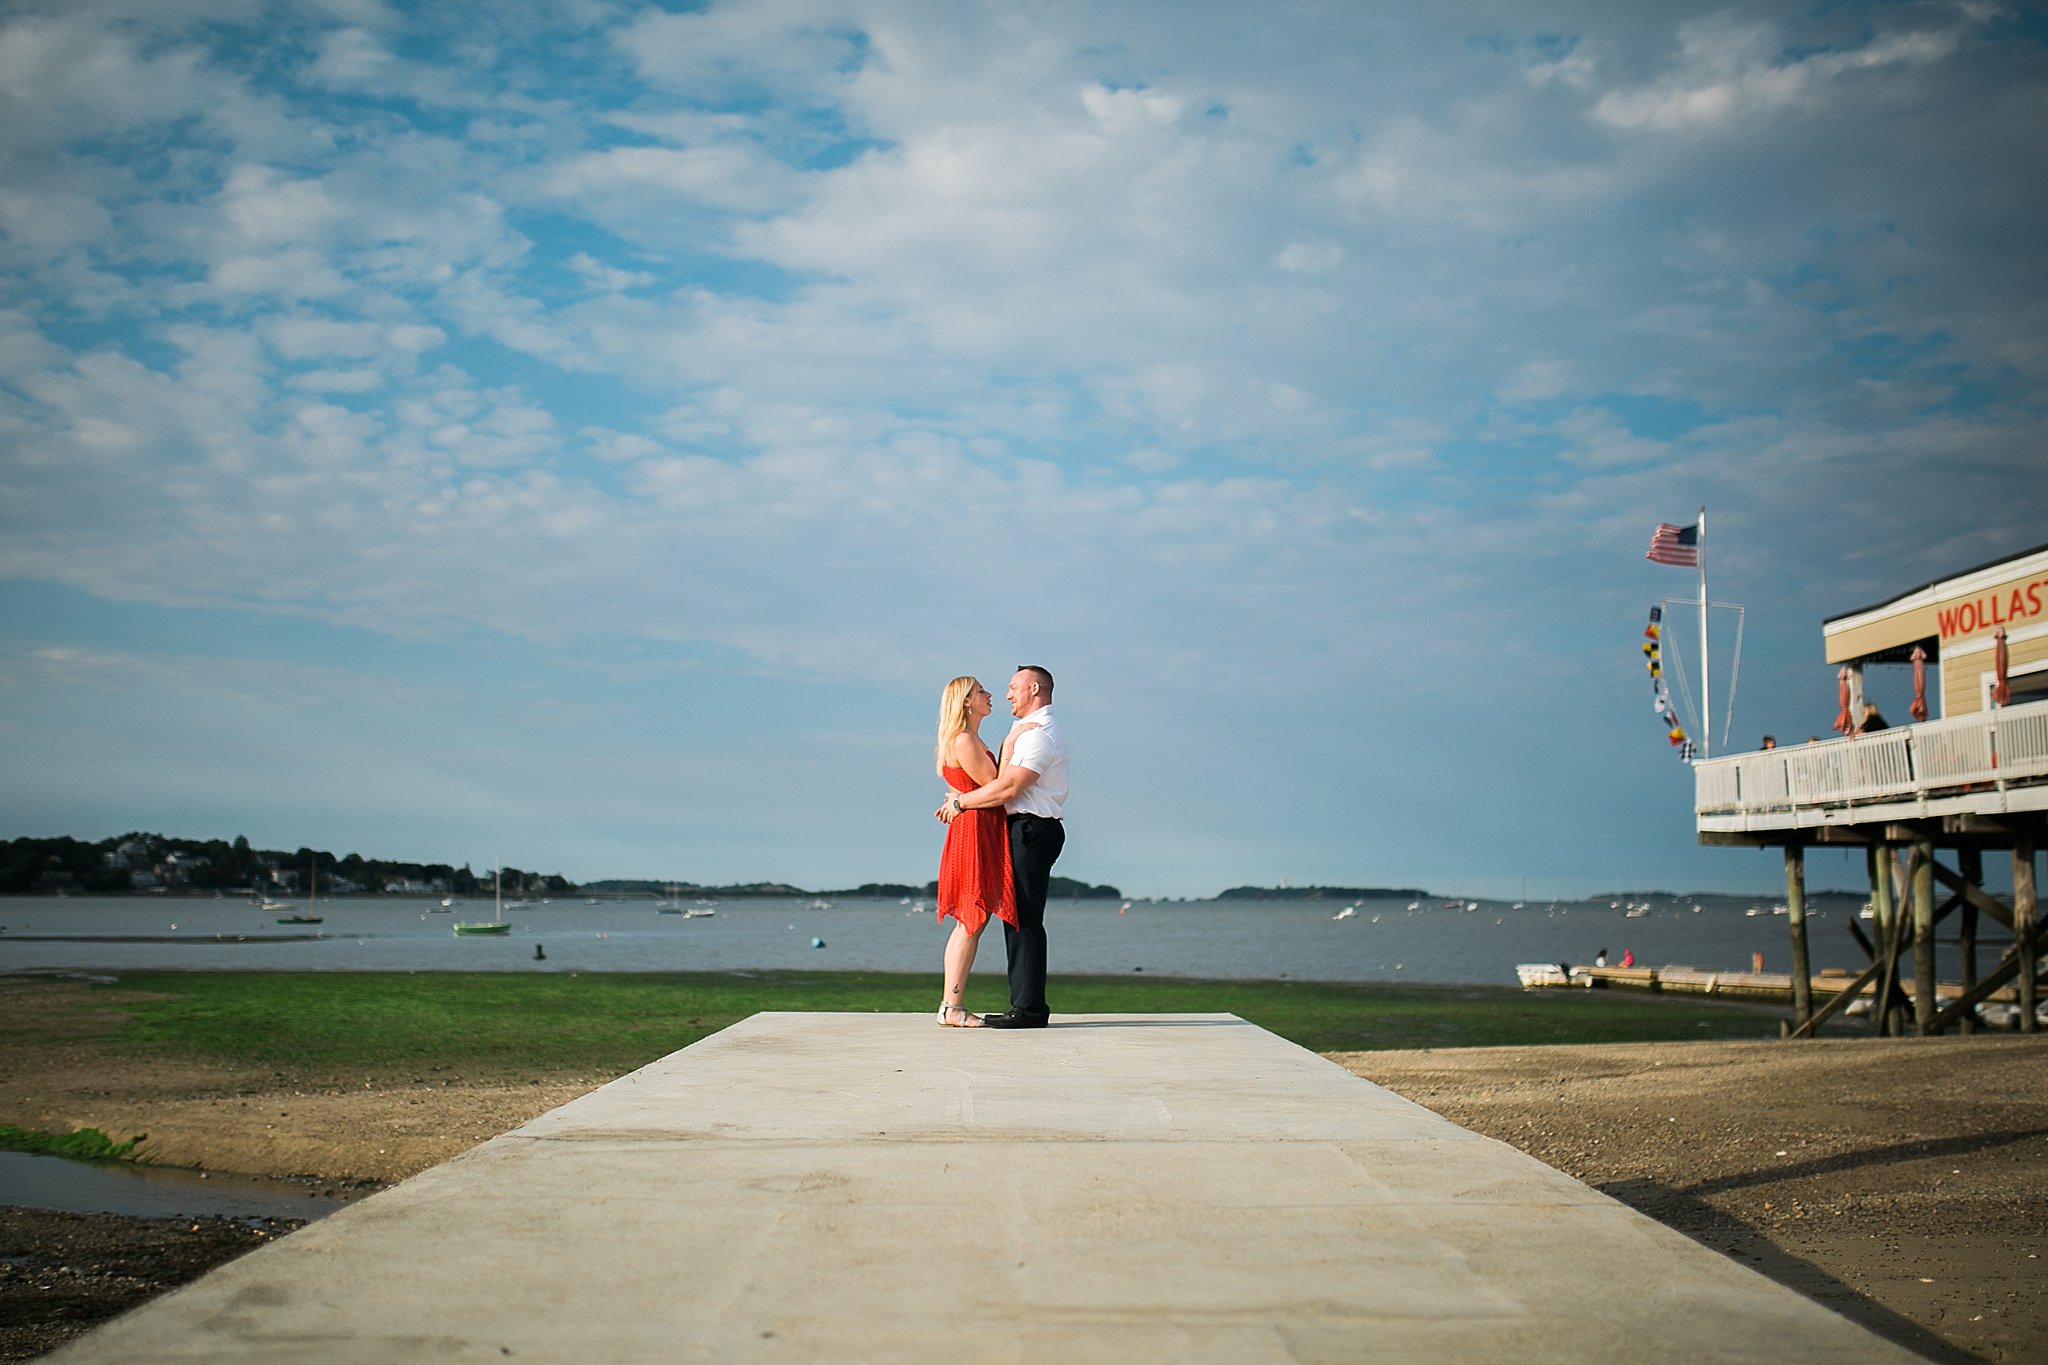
[0,894,1998,984]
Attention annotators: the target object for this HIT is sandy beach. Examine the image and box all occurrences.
[2,982,2042,1362]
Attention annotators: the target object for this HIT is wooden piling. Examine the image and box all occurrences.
[1784,845,1811,1030]
[1912,839,1938,1035]
[1958,848,1981,1035]
[2019,841,2039,1035]
[1869,846,1899,1036]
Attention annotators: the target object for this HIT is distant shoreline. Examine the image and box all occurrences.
[1,886,1880,904]
[5,831,1884,904]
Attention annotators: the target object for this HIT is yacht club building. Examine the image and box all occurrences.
[1693,542,2046,1038]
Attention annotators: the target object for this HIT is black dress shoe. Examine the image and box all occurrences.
[983,1012,1048,1029]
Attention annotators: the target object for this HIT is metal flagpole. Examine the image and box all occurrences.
[1697,505,1710,759]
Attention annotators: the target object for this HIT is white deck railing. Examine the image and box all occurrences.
[1695,697,2048,817]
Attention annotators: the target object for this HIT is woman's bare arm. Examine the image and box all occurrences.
[950,730,998,786]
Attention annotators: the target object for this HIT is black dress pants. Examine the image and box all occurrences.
[1003,813,1064,1020]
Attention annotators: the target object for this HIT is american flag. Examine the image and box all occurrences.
[1645,521,1698,567]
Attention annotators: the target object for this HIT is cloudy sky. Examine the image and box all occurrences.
[2,0,2043,898]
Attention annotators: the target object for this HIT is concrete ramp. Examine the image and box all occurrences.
[50,1014,1921,1362]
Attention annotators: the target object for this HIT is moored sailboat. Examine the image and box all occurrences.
[454,867,513,936]
[276,861,324,924]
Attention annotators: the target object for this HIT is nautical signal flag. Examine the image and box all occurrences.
[1646,521,1699,567]
[1641,605,1689,760]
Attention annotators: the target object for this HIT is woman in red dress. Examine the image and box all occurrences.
[933,675,1016,1026]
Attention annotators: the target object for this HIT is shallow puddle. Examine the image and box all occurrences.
[0,1150,370,1221]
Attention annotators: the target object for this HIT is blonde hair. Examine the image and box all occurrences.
[935,676,980,766]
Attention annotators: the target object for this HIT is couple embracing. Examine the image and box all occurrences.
[932,665,1068,1029]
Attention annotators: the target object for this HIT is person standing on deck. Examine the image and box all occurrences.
[937,666,1068,1029]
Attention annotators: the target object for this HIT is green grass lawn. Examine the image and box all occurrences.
[67,971,1793,1085]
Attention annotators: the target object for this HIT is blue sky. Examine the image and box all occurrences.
[2,0,2043,898]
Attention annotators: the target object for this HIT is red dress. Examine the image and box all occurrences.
[938,757,1017,933]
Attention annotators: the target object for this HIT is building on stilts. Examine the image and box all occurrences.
[1693,541,2048,1037]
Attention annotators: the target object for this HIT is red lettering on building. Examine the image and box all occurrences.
[1935,577,2048,640]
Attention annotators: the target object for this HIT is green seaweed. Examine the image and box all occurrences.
[41,971,1794,1087]
[0,1123,150,1163]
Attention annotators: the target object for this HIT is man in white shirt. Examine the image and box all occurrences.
[938,665,1067,1028]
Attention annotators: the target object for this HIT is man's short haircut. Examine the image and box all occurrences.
[1016,664,1054,698]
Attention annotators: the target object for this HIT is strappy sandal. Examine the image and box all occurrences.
[936,1003,984,1028]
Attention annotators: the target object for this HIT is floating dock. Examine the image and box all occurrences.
[1518,961,2033,1024]
[47,1013,1920,1363]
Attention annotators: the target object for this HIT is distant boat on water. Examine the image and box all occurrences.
[454,868,513,936]
[275,862,324,924]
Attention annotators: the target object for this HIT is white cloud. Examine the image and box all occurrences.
[1275,240,1343,274]
[1551,407,1671,469]
[1595,13,1967,132]
[1497,359,1574,405]
[566,253,656,294]
[288,367,384,394]
[612,1,864,102]
[543,145,804,217]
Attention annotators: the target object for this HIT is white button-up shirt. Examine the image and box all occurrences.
[1004,705,1068,819]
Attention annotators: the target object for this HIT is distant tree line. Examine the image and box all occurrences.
[1214,884,1434,901]
[0,832,567,898]
[0,833,1124,901]
[580,875,1124,900]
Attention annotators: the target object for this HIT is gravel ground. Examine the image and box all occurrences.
[0,1208,301,1362]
